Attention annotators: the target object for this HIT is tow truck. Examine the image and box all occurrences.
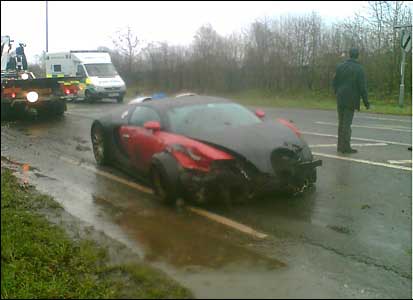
[1,35,80,120]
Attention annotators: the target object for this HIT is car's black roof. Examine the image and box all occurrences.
[135,95,233,113]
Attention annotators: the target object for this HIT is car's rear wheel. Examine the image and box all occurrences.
[150,163,177,205]
[91,123,107,165]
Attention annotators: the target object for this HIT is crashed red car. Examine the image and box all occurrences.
[91,95,322,204]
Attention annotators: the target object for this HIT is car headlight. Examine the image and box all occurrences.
[26,91,39,103]
[21,73,29,80]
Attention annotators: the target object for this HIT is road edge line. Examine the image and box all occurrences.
[187,206,268,239]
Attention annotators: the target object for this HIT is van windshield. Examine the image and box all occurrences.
[84,63,118,77]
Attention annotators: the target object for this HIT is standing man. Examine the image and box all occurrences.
[333,48,370,154]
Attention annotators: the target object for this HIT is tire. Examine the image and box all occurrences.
[150,161,178,205]
[116,96,124,103]
[85,90,95,103]
[91,123,108,165]
[54,101,66,116]
[1,103,11,121]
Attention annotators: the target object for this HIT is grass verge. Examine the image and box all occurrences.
[1,169,192,299]
[220,90,412,116]
[126,85,412,116]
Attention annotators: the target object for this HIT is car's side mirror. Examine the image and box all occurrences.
[144,121,161,132]
[255,109,265,119]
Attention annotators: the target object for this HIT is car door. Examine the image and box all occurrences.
[119,106,165,174]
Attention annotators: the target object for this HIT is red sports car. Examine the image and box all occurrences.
[91,95,322,204]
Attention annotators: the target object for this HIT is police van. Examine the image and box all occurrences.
[45,50,126,102]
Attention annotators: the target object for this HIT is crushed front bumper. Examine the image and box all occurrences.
[179,158,322,204]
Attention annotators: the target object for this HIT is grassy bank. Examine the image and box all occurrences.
[126,85,412,116]
[1,169,192,299]
[222,90,412,116]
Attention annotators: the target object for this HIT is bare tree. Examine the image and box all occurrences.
[112,26,140,80]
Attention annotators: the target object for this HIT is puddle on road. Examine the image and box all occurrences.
[2,157,285,273]
[93,192,285,271]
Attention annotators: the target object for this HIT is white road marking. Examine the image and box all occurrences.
[312,152,412,171]
[310,142,388,148]
[301,131,412,147]
[315,121,412,132]
[58,155,268,239]
[387,160,412,165]
[358,116,412,123]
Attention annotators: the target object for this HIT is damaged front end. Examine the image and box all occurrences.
[179,158,255,204]
[178,143,322,204]
[270,146,322,194]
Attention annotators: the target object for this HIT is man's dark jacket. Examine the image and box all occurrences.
[333,58,369,110]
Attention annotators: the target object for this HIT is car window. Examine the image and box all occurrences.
[129,106,161,127]
[167,103,260,136]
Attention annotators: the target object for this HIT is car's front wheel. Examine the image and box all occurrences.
[91,123,107,165]
[150,159,178,205]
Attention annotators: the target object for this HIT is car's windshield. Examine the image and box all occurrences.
[167,103,261,136]
[84,63,118,77]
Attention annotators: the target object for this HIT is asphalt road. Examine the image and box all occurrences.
[1,100,412,298]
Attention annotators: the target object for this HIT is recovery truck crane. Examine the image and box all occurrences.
[1,35,79,119]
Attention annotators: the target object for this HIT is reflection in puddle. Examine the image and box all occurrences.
[3,153,285,274]
[106,200,286,270]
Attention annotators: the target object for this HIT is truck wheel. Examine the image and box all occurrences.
[0,103,15,121]
[91,123,108,165]
[116,96,124,103]
[1,103,10,121]
[55,102,66,116]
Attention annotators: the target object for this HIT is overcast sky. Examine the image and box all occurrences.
[2,1,368,62]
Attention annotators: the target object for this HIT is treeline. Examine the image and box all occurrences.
[107,1,411,101]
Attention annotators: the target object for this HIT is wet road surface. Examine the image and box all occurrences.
[1,101,412,298]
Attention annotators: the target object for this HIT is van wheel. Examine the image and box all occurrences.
[117,96,124,103]
[85,90,94,103]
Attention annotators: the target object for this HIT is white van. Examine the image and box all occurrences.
[45,50,126,102]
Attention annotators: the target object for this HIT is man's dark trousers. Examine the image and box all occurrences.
[337,105,354,152]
